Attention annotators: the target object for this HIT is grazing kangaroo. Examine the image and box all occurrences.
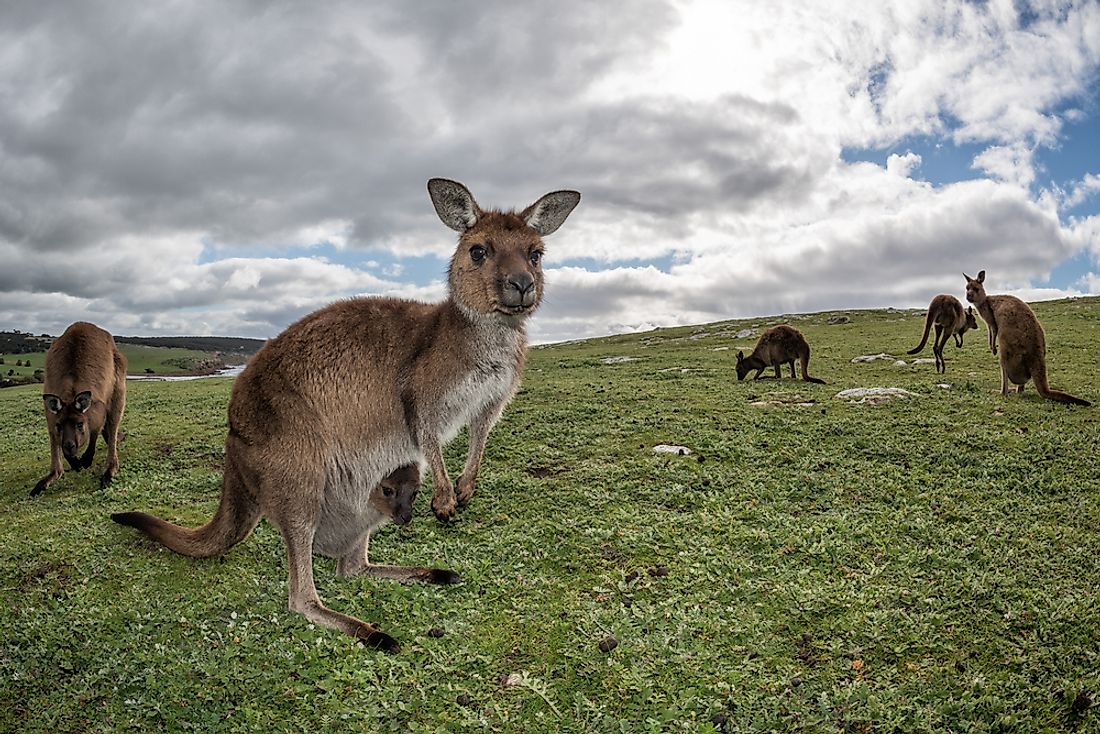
[964,270,1090,406]
[33,322,127,496]
[112,178,580,651]
[907,294,979,374]
[736,325,826,384]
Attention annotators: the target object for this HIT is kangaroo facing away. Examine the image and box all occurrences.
[736,325,826,385]
[33,321,127,496]
[907,294,979,374]
[964,270,1090,406]
[112,178,581,651]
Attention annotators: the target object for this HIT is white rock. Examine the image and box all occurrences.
[652,444,692,455]
[894,360,907,366]
[835,387,917,403]
[713,346,730,351]
[851,353,895,363]
[912,358,937,365]
[601,356,638,364]
[735,329,754,339]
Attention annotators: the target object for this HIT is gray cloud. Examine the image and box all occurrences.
[2,0,1098,342]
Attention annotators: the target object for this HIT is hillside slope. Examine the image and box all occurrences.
[1,298,1097,732]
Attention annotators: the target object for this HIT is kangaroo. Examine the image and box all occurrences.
[33,322,127,496]
[735,325,826,384]
[331,464,458,583]
[112,178,580,651]
[907,294,979,373]
[964,270,1090,406]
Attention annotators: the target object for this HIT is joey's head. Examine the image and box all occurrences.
[428,178,580,326]
[369,463,421,526]
[965,306,979,332]
[735,351,750,381]
[963,270,987,305]
[43,391,95,460]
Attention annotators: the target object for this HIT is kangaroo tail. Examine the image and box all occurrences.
[112,464,261,558]
[1032,359,1091,407]
[800,351,826,385]
[907,310,934,355]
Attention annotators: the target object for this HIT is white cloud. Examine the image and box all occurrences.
[972,144,1036,189]
[886,152,922,178]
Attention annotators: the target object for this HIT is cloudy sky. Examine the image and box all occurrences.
[3,0,1099,343]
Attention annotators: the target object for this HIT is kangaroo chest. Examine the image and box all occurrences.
[436,356,518,443]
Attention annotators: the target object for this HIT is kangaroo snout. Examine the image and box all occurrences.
[501,272,536,307]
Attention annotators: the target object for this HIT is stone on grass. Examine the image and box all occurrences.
[653,444,692,456]
[601,356,638,364]
[735,328,754,339]
[827,315,850,324]
[851,353,895,363]
[835,387,917,404]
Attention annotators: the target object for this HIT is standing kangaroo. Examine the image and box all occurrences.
[964,270,1090,406]
[112,178,581,651]
[907,294,979,374]
[33,322,127,496]
[735,325,826,384]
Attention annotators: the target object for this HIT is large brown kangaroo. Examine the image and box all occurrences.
[112,178,580,651]
[736,325,826,384]
[964,270,1090,406]
[907,294,979,373]
[33,322,127,496]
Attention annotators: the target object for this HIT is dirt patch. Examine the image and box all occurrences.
[21,561,74,591]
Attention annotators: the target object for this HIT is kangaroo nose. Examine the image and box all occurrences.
[502,273,536,307]
[63,441,77,456]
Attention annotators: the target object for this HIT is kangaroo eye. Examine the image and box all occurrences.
[529,250,543,266]
[381,486,395,497]
[469,245,487,263]
[76,422,85,431]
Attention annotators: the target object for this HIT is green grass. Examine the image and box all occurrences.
[1,343,219,379]
[1,298,1098,733]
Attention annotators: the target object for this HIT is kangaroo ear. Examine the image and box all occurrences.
[977,270,985,283]
[736,350,744,362]
[428,178,481,232]
[73,391,92,413]
[522,190,581,236]
[43,394,63,414]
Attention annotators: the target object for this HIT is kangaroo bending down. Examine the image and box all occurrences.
[33,321,127,496]
[964,270,1090,406]
[112,178,580,651]
[907,294,979,374]
[736,325,825,384]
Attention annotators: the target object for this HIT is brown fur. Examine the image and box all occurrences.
[964,270,1090,406]
[33,322,127,496]
[112,178,580,651]
[907,294,979,373]
[736,325,825,385]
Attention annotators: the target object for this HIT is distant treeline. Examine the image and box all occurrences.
[0,331,265,356]
[114,335,265,354]
[0,331,52,355]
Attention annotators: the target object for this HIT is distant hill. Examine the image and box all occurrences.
[0,331,52,355]
[114,335,265,355]
[0,331,264,357]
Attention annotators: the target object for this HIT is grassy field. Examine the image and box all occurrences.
[1,343,222,380]
[1,298,1098,733]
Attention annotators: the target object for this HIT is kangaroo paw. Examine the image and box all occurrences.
[431,495,457,522]
[357,626,400,654]
[427,568,463,585]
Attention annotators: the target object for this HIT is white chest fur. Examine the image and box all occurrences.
[435,324,522,443]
